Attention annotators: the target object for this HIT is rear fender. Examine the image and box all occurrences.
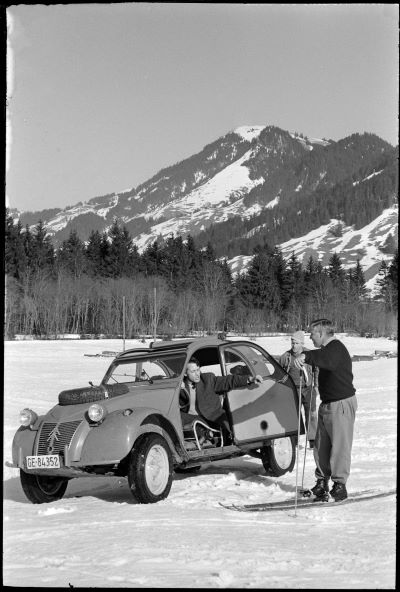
[79,407,184,465]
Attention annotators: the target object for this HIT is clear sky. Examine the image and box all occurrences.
[6,3,399,212]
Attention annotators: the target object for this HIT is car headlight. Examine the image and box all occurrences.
[87,404,107,423]
[19,408,38,427]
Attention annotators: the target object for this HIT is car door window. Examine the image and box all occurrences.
[192,347,222,376]
[222,344,286,381]
[223,348,252,377]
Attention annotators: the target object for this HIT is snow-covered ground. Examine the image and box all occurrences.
[3,335,397,588]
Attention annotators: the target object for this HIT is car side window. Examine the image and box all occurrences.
[223,344,284,380]
[106,361,140,384]
[223,348,252,377]
[105,354,186,385]
[192,347,223,376]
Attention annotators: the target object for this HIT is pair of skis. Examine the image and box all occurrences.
[219,488,396,512]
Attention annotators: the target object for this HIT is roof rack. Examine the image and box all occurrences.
[149,339,194,349]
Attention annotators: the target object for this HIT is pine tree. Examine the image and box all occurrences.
[328,252,345,286]
[282,251,303,309]
[30,220,55,274]
[387,251,398,313]
[142,239,163,277]
[348,259,367,300]
[377,251,398,312]
[105,220,135,278]
[23,224,34,270]
[56,230,87,278]
[160,234,192,291]
[204,241,216,261]
[86,230,106,277]
[5,212,27,278]
[237,243,281,312]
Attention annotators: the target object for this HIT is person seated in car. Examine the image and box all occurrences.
[180,357,263,444]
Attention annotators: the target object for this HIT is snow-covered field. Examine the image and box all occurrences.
[3,335,397,588]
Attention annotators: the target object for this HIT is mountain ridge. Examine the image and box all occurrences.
[11,125,398,292]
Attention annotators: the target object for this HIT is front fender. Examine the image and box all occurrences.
[12,426,37,467]
[79,407,183,465]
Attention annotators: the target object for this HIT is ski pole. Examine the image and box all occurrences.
[301,369,313,491]
[294,372,303,516]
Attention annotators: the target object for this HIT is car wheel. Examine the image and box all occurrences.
[128,434,173,503]
[20,470,69,504]
[261,436,296,476]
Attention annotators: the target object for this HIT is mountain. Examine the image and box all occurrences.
[12,125,398,292]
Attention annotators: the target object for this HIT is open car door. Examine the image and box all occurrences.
[221,342,304,444]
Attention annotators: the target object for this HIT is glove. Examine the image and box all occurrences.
[248,374,263,386]
[293,354,306,369]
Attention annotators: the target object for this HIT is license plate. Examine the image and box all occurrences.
[26,455,60,469]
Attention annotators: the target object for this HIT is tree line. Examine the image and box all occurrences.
[4,210,398,339]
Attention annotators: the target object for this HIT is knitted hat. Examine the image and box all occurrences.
[291,330,305,344]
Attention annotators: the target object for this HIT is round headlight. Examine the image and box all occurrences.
[88,404,107,423]
[19,408,38,427]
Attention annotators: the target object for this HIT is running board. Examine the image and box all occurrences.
[186,445,243,461]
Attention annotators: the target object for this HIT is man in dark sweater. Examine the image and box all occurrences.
[294,319,357,501]
[180,357,263,443]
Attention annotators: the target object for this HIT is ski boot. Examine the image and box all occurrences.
[311,478,330,502]
[330,482,348,501]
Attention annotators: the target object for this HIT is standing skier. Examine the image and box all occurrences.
[279,330,318,447]
[294,319,357,501]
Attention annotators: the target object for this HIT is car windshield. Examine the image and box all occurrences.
[104,353,186,385]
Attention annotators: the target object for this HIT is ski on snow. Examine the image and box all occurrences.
[219,488,396,512]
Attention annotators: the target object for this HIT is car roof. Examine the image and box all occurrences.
[115,337,229,360]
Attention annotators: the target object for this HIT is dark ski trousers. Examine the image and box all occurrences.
[314,395,357,485]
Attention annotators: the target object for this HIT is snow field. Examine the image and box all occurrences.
[3,335,397,588]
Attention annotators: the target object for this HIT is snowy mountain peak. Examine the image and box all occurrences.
[11,124,397,293]
[233,126,265,142]
[289,132,331,150]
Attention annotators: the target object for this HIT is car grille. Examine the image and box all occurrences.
[37,420,82,455]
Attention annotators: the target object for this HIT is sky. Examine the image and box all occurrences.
[6,3,399,213]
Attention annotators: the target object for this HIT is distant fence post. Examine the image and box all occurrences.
[153,287,157,342]
[123,296,126,351]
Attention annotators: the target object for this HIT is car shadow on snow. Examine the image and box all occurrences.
[3,474,136,505]
[3,476,29,503]
[173,457,297,493]
[4,458,297,504]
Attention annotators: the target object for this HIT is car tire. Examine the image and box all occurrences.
[128,434,173,503]
[20,470,69,504]
[261,436,296,476]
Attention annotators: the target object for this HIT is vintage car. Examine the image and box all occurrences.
[11,337,304,504]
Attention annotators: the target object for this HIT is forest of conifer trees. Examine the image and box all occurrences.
[4,210,398,339]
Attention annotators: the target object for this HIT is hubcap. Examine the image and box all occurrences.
[272,437,293,469]
[145,444,170,495]
[37,475,64,495]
